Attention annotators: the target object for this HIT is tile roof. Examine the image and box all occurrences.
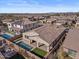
[13,18,35,25]
[63,29,79,52]
[34,24,65,44]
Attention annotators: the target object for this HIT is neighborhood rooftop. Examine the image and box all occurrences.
[63,29,79,52]
[0,13,79,59]
[13,18,35,25]
[2,18,35,25]
[33,24,65,44]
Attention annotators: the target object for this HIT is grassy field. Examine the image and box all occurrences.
[31,48,47,58]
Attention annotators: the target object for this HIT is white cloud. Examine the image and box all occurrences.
[0,5,79,13]
[5,0,40,8]
[0,0,79,13]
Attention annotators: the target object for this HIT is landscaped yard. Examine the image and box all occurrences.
[31,48,47,58]
[63,52,73,59]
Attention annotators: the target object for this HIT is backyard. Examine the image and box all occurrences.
[31,48,47,58]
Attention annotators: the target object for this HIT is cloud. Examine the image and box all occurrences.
[4,0,40,8]
[0,4,79,13]
[25,0,40,5]
[0,0,79,13]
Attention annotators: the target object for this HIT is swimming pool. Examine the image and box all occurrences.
[13,39,21,44]
[1,34,12,39]
[1,34,32,52]
[17,41,32,51]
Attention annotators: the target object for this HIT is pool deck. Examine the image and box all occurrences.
[21,39,48,58]
[1,34,12,39]
[0,33,47,59]
[5,32,14,37]
[22,39,48,52]
[22,39,37,48]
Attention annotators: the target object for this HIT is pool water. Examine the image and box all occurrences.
[17,41,32,51]
[1,34,12,39]
[1,34,32,53]
[13,39,21,44]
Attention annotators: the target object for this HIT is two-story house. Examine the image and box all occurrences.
[60,29,79,59]
[22,24,67,59]
[4,18,41,35]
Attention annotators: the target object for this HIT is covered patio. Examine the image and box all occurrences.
[23,34,52,52]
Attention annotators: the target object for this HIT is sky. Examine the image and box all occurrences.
[0,0,79,13]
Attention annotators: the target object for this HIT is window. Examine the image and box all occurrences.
[33,23,35,26]
[17,25,21,28]
[8,24,11,26]
[25,35,29,39]
[21,26,23,29]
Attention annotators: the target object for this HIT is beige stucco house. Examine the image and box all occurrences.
[3,18,40,35]
[23,24,67,53]
[62,29,79,59]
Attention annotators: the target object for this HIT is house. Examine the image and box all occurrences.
[4,18,41,35]
[12,18,40,34]
[0,21,8,34]
[75,20,79,28]
[23,24,67,58]
[45,18,57,24]
[0,34,41,59]
[0,37,6,58]
[2,19,14,32]
[0,37,17,59]
[39,18,57,25]
[50,15,77,27]
[56,19,67,26]
[0,52,5,59]
[62,29,79,59]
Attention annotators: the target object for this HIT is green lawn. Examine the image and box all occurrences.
[31,48,47,58]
